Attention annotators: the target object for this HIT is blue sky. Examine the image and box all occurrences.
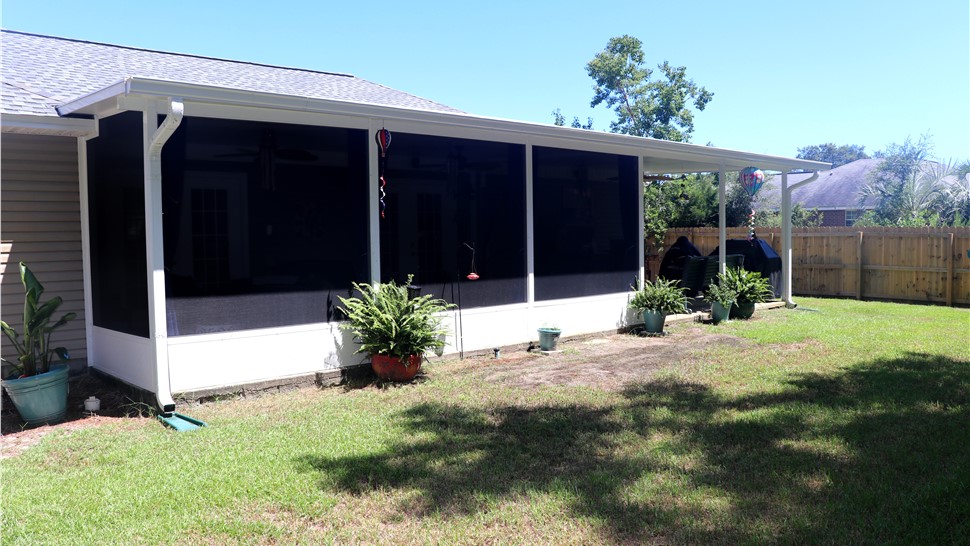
[4,0,968,162]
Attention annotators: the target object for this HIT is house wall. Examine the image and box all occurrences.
[1,133,88,371]
[819,209,846,227]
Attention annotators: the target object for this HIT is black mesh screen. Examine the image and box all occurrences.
[161,117,369,335]
[87,111,149,337]
[379,133,527,307]
[533,147,639,300]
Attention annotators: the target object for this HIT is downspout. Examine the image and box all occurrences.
[147,99,183,413]
[781,170,819,306]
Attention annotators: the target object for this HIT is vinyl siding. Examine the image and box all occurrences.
[1,133,87,366]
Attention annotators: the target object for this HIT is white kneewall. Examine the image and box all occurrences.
[90,327,155,390]
[162,292,640,394]
[166,321,360,393]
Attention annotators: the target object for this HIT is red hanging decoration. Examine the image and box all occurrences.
[375,128,392,218]
[375,128,391,157]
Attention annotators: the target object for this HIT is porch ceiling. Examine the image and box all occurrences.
[58,77,830,174]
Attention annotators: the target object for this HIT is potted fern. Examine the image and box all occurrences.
[719,267,773,319]
[1,262,76,426]
[702,279,737,325]
[628,278,689,333]
[338,276,454,381]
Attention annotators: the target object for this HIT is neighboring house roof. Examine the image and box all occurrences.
[759,158,882,210]
[0,29,463,117]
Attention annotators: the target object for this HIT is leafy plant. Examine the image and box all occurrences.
[702,281,737,307]
[1,262,75,378]
[629,277,689,315]
[719,267,773,304]
[338,276,454,362]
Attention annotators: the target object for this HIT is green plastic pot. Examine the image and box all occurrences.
[642,310,666,333]
[537,328,561,351]
[730,302,756,320]
[710,301,733,324]
[2,363,70,427]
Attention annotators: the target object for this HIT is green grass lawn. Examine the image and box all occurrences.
[3,298,968,545]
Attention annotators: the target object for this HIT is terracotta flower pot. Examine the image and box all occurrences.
[371,354,423,382]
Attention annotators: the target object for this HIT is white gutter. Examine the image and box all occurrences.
[146,99,183,414]
[1,113,96,137]
[781,171,820,306]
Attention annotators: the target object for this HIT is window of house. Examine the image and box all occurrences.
[845,209,862,226]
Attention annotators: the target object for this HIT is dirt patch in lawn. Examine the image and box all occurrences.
[457,326,749,391]
[1,372,153,458]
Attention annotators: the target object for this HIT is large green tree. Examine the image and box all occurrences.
[796,143,869,168]
[585,35,713,142]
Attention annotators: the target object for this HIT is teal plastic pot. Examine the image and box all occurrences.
[537,328,561,351]
[710,301,732,324]
[2,364,70,427]
[730,302,756,320]
[642,310,666,333]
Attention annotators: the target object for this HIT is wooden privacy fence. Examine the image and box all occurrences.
[658,227,970,307]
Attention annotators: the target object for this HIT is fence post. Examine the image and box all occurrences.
[856,231,864,300]
[947,232,954,307]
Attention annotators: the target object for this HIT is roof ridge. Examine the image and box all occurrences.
[1,28,356,79]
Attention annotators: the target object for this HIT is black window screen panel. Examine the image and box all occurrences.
[161,117,369,335]
[533,147,639,300]
[87,111,149,337]
[380,134,526,308]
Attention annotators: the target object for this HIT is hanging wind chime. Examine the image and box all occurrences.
[739,166,765,241]
[375,127,392,218]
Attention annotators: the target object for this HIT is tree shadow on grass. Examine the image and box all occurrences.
[297,352,969,544]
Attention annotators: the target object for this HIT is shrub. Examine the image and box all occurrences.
[719,267,773,304]
[338,276,454,362]
[629,278,689,315]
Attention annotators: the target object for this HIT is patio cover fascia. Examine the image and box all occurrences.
[58,77,829,174]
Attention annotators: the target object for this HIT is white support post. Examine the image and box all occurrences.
[78,135,95,366]
[718,165,727,275]
[525,141,535,304]
[781,172,792,304]
[781,171,819,306]
[368,120,381,284]
[637,155,645,289]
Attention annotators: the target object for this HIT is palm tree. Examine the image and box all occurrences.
[859,138,961,226]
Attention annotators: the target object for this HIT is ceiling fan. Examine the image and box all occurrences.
[216,130,318,189]
[407,147,502,172]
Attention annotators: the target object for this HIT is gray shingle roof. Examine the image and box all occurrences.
[1,30,463,117]
[759,158,882,209]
